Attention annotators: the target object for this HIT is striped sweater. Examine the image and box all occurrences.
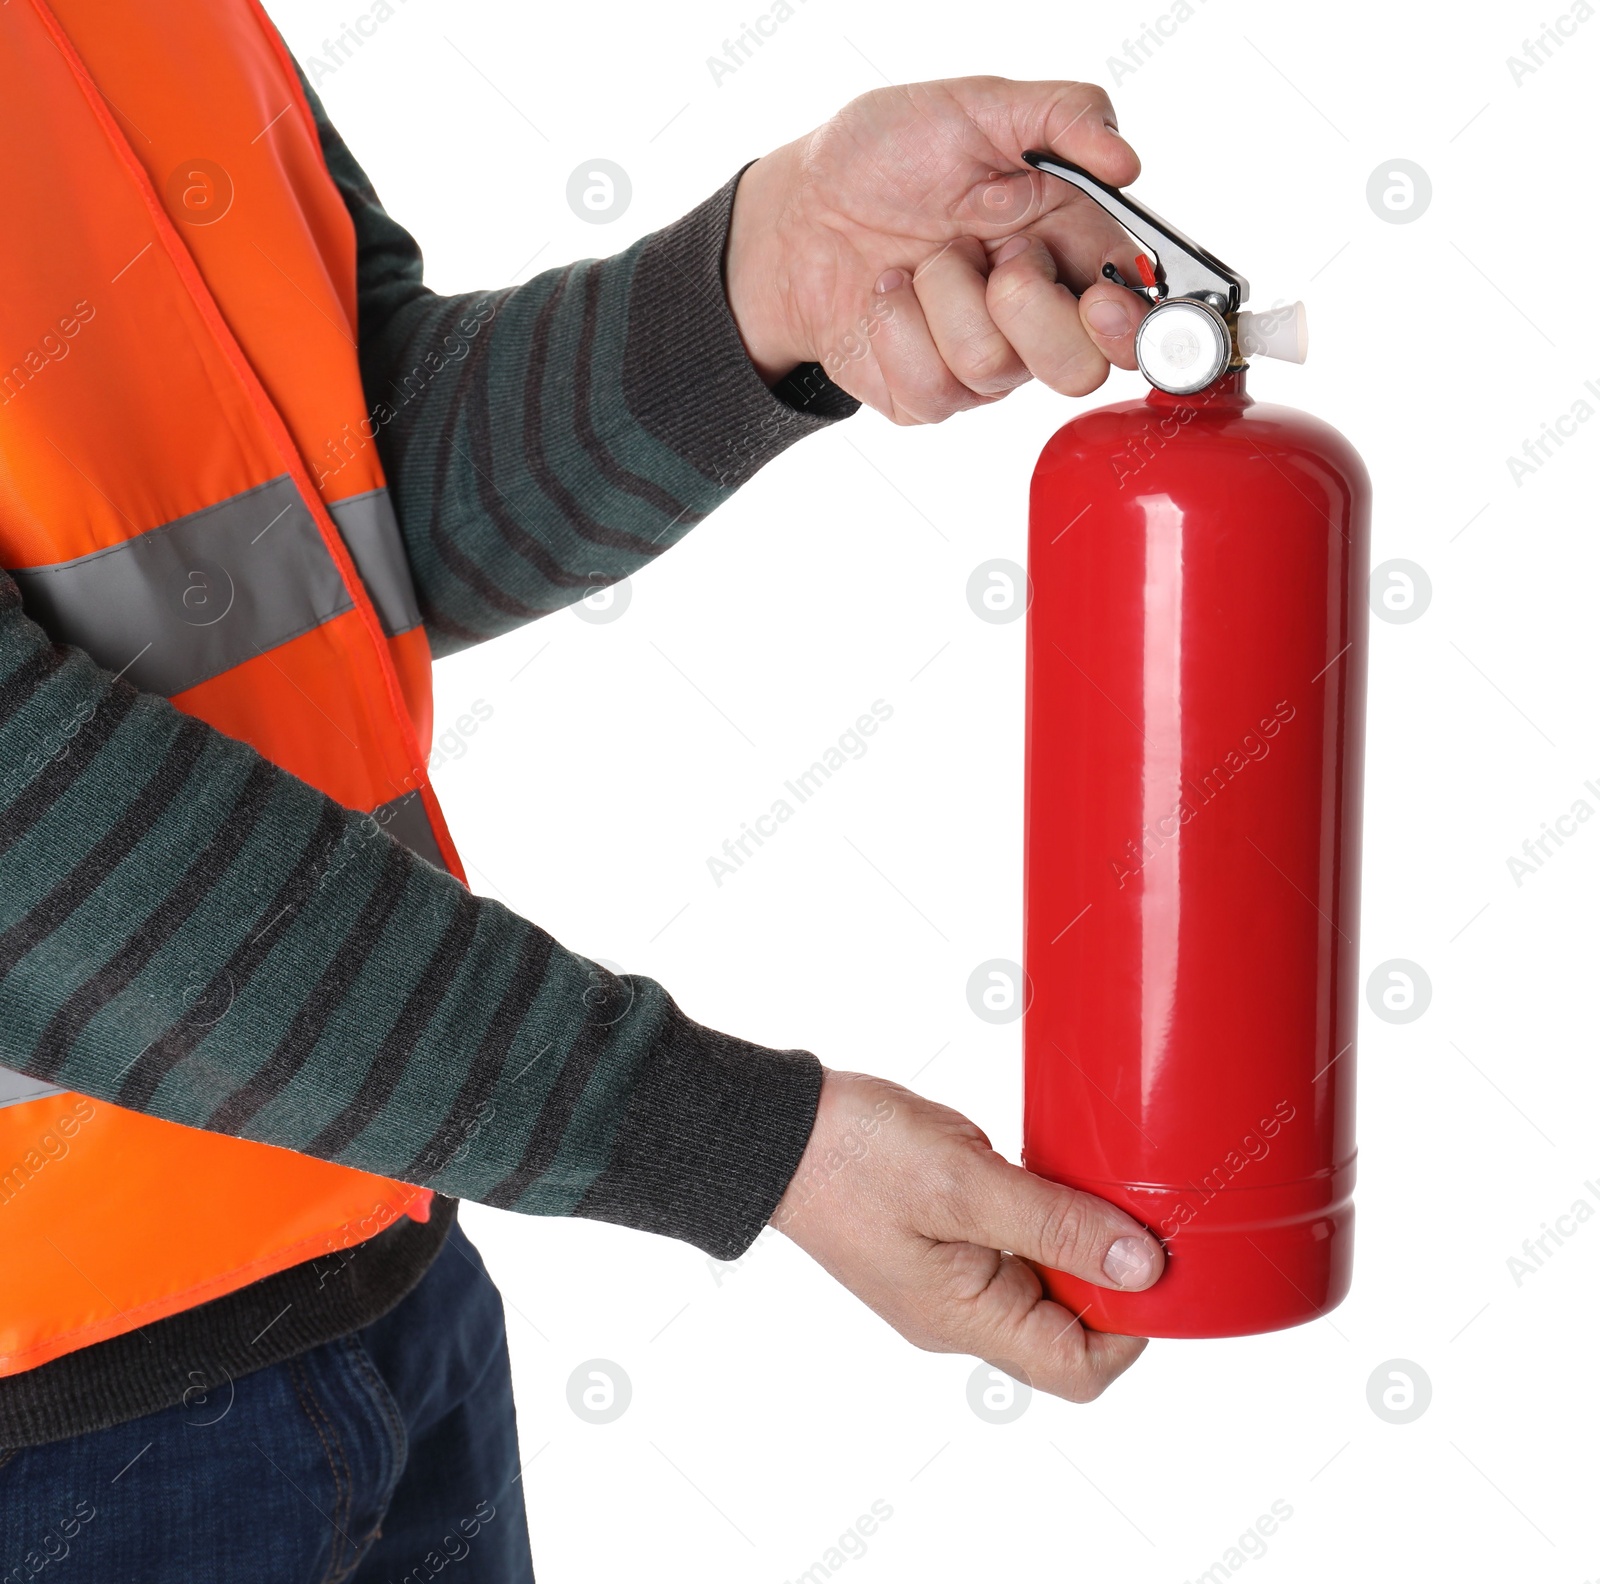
[0,69,856,1446]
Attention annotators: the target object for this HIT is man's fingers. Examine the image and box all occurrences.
[965,1252,1149,1403]
[1035,81,1140,187]
[861,268,993,425]
[938,1149,1165,1292]
[985,1302,1150,1404]
[1075,275,1146,370]
[946,77,1140,188]
[912,238,1030,398]
[1019,191,1142,293]
[997,205,1147,371]
[985,234,1111,398]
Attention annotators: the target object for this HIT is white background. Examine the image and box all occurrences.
[272,0,1599,1577]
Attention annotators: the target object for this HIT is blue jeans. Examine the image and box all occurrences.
[0,1220,534,1581]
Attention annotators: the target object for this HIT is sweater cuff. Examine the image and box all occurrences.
[572,997,823,1260]
[622,163,860,490]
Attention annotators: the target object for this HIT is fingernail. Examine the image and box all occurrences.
[1103,1235,1155,1288]
[1086,298,1133,336]
[992,234,1031,267]
[875,268,906,294]
[1103,116,1125,139]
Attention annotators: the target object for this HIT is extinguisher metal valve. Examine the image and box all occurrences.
[1021,149,1307,394]
[1134,299,1233,396]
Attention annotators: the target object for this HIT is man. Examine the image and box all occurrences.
[0,3,1161,1572]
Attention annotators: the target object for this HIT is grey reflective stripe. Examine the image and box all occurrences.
[9,476,353,699]
[329,489,422,638]
[374,791,446,870]
[0,1065,64,1112]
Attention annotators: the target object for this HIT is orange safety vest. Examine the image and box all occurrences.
[0,0,465,1376]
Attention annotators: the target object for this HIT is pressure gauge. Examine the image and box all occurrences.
[1134,298,1232,395]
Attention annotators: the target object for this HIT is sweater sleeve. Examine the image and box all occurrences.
[0,576,820,1258]
[295,68,859,656]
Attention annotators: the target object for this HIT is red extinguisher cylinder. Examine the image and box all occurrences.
[1023,369,1370,1337]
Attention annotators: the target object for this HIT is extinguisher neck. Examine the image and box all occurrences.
[1145,367,1250,411]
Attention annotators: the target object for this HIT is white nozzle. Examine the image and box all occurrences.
[1236,301,1308,364]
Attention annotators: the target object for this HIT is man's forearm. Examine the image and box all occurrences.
[0,580,819,1258]
[298,71,858,656]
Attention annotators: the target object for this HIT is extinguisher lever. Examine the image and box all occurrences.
[1021,150,1249,314]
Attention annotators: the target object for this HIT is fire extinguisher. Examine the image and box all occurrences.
[1020,151,1370,1338]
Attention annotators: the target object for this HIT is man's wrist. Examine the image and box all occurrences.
[725,149,811,384]
[571,995,823,1260]
[623,164,854,491]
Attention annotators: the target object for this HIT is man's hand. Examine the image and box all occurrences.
[725,76,1152,422]
[773,1069,1164,1402]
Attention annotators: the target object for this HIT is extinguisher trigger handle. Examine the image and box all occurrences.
[1022,149,1248,314]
